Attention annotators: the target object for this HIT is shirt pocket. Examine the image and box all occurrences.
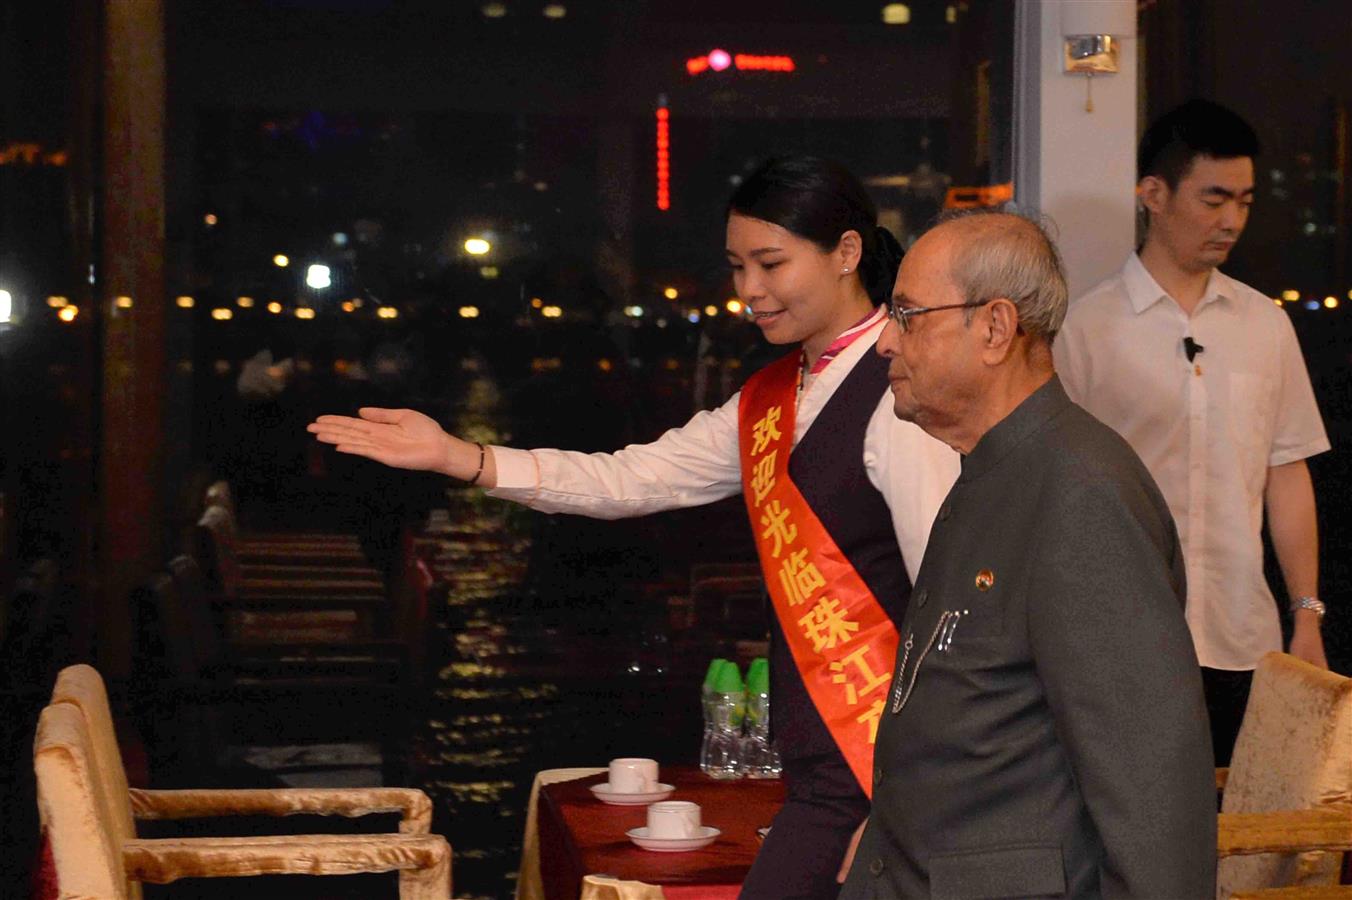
[1225,372,1274,479]
[936,567,1010,640]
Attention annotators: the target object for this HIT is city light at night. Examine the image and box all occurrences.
[686,48,795,76]
[306,264,332,289]
[656,106,670,210]
[176,295,195,309]
[464,238,492,255]
[882,4,912,25]
[58,305,79,322]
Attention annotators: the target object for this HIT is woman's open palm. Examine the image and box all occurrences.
[308,407,454,474]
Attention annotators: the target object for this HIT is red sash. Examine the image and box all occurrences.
[738,353,900,796]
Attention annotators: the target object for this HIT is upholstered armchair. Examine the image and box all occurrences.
[35,664,450,898]
[1216,653,1352,899]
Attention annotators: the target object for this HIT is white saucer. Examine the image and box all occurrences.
[589,782,675,806]
[626,825,720,852]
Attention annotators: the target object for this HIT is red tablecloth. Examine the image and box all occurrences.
[538,766,786,900]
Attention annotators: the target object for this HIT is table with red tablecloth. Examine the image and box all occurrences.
[537,766,786,900]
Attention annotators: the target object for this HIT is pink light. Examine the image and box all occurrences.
[685,50,797,77]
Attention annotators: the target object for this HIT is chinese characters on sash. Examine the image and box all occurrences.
[739,355,901,794]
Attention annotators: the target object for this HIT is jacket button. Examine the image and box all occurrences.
[873,766,883,786]
[915,588,928,609]
[869,858,885,876]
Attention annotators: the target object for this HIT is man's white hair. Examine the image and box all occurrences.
[936,207,1068,343]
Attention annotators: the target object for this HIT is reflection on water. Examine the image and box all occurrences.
[407,374,710,899]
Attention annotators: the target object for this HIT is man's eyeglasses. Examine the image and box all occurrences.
[886,297,995,334]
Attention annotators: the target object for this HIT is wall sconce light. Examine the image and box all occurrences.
[1061,0,1134,112]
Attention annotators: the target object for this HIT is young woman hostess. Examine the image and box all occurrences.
[308,156,959,899]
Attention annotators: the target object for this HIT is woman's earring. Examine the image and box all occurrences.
[842,267,851,274]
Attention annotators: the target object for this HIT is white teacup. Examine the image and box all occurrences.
[608,757,658,794]
[647,800,701,839]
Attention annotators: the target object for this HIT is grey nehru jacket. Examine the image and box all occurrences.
[840,377,1216,900]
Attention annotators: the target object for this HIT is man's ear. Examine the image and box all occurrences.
[836,229,863,274]
[981,298,1020,363]
[1139,175,1170,217]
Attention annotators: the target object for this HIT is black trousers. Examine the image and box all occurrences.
[739,752,871,900]
[1201,666,1254,767]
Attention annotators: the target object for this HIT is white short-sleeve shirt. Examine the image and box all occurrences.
[1054,253,1330,670]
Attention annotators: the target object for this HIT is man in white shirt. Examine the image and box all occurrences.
[1055,99,1331,765]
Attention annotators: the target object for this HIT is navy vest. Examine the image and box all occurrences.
[768,350,914,762]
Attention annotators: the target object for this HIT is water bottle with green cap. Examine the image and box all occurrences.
[704,660,745,779]
[740,657,781,778]
[699,658,730,774]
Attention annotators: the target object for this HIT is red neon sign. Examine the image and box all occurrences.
[686,49,796,76]
[656,107,670,211]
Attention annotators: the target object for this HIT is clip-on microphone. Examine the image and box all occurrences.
[1183,336,1205,363]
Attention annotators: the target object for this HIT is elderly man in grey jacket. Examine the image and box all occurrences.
[838,211,1215,899]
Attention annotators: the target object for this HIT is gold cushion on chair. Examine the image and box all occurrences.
[1219,653,1352,897]
[50,665,139,841]
[35,703,131,899]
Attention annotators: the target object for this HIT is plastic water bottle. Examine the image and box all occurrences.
[703,660,745,779]
[699,658,729,775]
[740,657,781,778]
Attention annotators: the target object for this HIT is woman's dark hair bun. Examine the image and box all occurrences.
[861,225,904,304]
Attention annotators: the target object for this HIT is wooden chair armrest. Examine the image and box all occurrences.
[691,576,763,594]
[129,787,432,833]
[1216,767,1229,791]
[1217,805,1352,858]
[224,638,409,657]
[123,833,450,897]
[1229,887,1352,900]
[227,592,388,607]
